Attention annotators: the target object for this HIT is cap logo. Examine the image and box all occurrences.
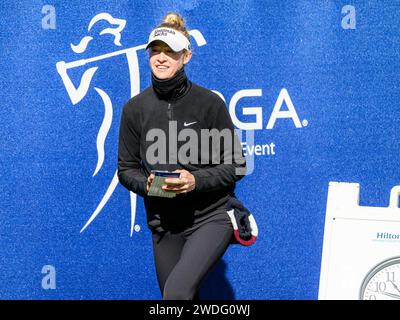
[154,28,176,37]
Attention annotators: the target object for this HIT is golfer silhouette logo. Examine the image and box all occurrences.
[56,12,207,236]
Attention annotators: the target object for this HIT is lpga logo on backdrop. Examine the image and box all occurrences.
[56,12,207,236]
[56,13,305,237]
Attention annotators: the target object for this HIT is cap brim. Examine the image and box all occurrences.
[146,38,185,52]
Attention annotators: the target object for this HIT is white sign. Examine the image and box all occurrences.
[319,182,400,300]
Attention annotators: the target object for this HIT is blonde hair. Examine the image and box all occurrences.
[157,12,190,41]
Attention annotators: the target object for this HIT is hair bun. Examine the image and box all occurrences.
[163,12,185,28]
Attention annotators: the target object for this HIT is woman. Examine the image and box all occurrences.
[117,12,246,300]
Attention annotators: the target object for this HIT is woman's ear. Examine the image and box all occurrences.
[183,50,193,65]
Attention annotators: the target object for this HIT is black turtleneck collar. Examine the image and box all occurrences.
[151,67,190,101]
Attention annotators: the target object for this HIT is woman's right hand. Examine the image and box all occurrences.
[146,173,155,193]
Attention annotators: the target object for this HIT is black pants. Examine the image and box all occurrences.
[151,210,233,300]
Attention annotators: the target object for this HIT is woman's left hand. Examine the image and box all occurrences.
[163,169,196,194]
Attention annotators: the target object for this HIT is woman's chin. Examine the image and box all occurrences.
[154,73,171,80]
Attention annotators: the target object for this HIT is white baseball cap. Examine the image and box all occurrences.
[146,27,191,52]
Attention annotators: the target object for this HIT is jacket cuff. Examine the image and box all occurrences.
[191,171,205,192]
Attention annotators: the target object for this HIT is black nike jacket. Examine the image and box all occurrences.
[117,81,246,231]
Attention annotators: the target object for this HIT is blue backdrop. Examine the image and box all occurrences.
[1,0,399,299]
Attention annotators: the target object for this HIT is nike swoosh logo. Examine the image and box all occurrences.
[184,121,197,127]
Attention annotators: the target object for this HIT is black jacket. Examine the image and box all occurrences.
[117,81,246,231]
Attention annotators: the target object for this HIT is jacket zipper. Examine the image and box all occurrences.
[167,102,173,120]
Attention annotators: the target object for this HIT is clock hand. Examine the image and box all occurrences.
[389,281,400,295]
[381,292,400,299]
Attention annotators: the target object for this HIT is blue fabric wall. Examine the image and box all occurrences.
[1,0,399,299]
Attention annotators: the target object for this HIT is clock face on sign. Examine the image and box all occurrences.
[360,257,400,300]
